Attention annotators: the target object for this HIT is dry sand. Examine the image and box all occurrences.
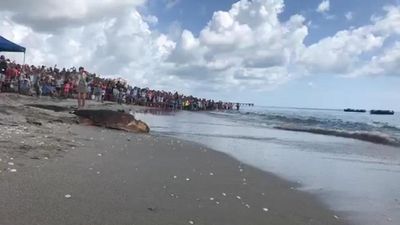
[0,94,350,225]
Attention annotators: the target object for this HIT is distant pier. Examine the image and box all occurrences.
[236,103,255,107]
[234,103,254,110]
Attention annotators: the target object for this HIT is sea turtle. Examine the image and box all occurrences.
[73,109,150,133]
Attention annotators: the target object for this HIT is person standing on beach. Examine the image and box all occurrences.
[101,82,106,103]
[33,70,42,97]
[76,67,88,108]
[0,55,7,92]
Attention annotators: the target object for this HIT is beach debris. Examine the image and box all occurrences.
[333,215,339,219]
[263,208,269,212]
[236,196,241,200]
[186,178,191,181]
[209,197,215,201]
[97,153,102,157]
[26,118,42,126]
[9,169,17,173]
[245,204,250,208]
[209,172,214,176]
[96,171,101,175]
[173,175,178,179]
[8,162,14,166]
[222,193,227,197]
[188,220,195,224]
[147,207,156,212]
[65,194,72,199]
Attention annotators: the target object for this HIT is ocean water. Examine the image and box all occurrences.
[135,106,400,225]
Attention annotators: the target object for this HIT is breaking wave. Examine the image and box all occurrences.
[210,108,400,146]
[274,126,400,146]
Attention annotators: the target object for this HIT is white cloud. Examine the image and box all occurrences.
[316,0,335,20]
[168,0,307,90]
[352,42,400,77]
[0,0,399,100]
[0,3,174,90]
[165,0,181,9]
[1,0,145,32]
[345,11,353,21]
[299,5,400,76]
[316,0,330,13]
[143,15,159,26]
[299,28,385,74]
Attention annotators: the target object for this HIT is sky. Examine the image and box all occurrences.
[0,0,400,110]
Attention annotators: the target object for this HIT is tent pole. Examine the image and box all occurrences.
[23,51,26,64]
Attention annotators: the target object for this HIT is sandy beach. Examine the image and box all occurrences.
[0,94,348,225]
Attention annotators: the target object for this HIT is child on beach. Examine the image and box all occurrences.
[63,81,71,98]
[94,83,101,102]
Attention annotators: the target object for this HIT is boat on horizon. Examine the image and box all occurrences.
[370,110,395,115]
[344,108,367,113]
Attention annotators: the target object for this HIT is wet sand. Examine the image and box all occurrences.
[0,94,349,225]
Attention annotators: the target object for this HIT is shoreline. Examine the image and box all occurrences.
[0,94,349,225]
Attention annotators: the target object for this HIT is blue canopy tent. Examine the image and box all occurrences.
[0,35,26,63]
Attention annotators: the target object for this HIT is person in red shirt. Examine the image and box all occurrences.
[63,80,71,98]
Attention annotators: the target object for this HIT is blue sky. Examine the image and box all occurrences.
[1,0,399,110]
[145,0,400,110]
[148,0,397,41]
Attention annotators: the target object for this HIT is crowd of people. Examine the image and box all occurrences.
[0,56,241,111]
